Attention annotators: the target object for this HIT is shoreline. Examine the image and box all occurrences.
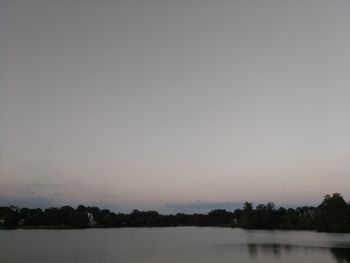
[1,226,346,233]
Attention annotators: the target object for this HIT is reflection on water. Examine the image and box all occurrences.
[244,243,350,263]
[331,248,350,263]
[1,228,350,263]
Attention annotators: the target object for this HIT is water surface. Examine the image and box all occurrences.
[1,227,350,262]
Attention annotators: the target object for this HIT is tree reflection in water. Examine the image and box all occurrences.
[245,244,350,263]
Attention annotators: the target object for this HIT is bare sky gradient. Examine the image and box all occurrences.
[1,0,350,212]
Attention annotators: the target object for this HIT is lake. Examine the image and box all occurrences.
[1,227,350,262]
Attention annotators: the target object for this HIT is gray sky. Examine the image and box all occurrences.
[1,0,350,212]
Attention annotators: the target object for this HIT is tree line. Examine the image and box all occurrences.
[1,193,350,232]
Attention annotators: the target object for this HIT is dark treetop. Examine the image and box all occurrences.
[1,193,350,233]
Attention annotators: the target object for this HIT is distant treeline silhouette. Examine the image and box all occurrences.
[1,193,350,232]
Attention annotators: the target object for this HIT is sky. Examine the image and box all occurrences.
[1,0,350,213]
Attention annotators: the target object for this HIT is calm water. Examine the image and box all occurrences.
[1,227,350,263]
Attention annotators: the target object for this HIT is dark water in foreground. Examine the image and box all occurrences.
[1,227,350,263]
